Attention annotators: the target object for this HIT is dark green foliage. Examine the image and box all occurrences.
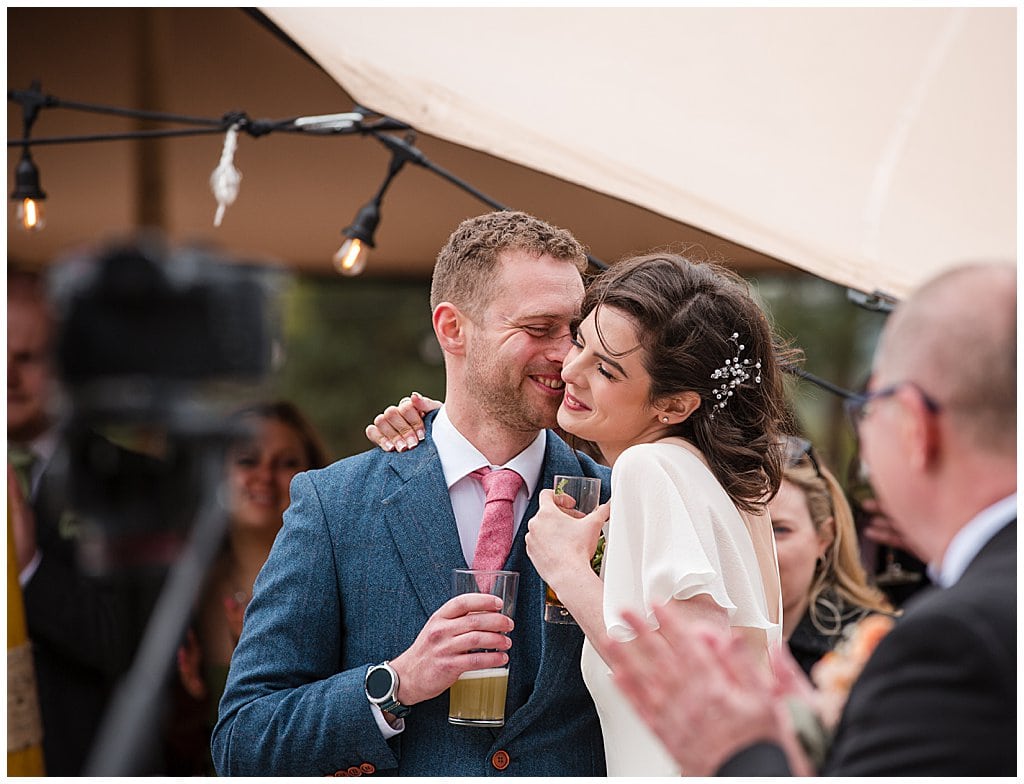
[268,276,445,461]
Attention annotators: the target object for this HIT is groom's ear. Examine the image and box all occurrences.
[656,391,702,425]
[433,302,468,356]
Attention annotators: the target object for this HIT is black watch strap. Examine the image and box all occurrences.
[379,695,411,719]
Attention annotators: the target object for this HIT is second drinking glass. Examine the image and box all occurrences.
[544,475,602,624]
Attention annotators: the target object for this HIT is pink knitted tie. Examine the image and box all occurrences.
[470,467,524,571]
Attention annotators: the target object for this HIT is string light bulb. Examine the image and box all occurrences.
[333,236,371,276]
[11,149,47,232]
[332,196,381,277]
[333,143,413,277]
[333,200,380,276]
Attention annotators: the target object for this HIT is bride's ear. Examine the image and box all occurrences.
[656,391,702,425]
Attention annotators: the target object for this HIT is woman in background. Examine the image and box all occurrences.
[167,401,329,774]
[771,435,893,674]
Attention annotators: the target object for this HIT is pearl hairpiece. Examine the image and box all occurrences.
[709,333,762,417]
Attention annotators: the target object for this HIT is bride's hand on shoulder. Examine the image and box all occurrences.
[365,391,442,452]
[525,491,608,587]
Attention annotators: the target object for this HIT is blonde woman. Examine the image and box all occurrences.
[770,436,894,674]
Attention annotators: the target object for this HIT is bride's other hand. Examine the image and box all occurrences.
[526,490,608,589]
[365,391,442,452]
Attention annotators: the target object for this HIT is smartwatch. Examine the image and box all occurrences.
[364,661,411,718]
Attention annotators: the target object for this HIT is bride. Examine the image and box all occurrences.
[370,253,790,776]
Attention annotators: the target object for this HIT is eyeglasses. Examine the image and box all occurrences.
[782,435,823,480]
[844,381,941,428]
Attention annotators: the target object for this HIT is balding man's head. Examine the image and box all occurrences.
[875,262,1016,455]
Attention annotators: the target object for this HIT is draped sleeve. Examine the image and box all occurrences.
[602,440,781,644]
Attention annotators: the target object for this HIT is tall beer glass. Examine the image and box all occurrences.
[448,569,519,727]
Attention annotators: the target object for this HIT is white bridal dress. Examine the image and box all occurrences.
[581,438,783,777]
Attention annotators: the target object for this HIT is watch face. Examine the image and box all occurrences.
[366,667,393,700]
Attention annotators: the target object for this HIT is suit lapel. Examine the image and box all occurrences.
[380,435,468,618]
[501,432,604,741]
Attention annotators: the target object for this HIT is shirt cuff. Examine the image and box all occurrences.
[371,703,405,739]
[19,550,42,587]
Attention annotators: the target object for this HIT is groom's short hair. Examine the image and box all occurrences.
[430,211,587,316]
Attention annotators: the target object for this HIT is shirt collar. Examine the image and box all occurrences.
[432,406,546,498]
[7,426,59,471]
[931,493,1017,588]
[27,426,60,467]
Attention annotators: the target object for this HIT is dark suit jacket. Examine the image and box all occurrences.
[719,518,1016,776]
[212,418,611,776]
[22,430,161,775]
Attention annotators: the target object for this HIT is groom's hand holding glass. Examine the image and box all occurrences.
[385,593,513,715]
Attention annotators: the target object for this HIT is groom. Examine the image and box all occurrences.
[212,212,609,776]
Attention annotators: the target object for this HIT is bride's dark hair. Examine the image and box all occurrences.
[578,253,798,512]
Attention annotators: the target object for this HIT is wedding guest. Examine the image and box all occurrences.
[167,401,329,774]
[212,211,610,776]
[773,436,893,674]
[7,267,154,775]
[605,262,1016,776]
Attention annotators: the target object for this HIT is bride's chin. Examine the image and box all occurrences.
[557,407,586,437]
[556,408,570,430]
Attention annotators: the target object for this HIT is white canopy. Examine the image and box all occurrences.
[265,6,1016,299]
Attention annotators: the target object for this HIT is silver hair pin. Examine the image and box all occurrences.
[709,333,762,417]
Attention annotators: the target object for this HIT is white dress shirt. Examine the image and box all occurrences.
[931,493,1017,588]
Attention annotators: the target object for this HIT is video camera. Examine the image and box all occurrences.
[48,236,284,575]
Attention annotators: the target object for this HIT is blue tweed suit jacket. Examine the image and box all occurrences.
[212,416,610,776]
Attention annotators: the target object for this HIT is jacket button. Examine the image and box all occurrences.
[359,763,376,774]
[491,750,510,771]
[346,766,362,776]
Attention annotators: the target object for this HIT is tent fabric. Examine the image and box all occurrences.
[264,6,1015,300]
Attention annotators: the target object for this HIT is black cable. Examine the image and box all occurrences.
[48,97,225,127]
[9,86,223,128]
[371,131,609,271]
[6,118,315,147]
[372,148,409,203]
[8,127,230,146]
[784,365,860,401]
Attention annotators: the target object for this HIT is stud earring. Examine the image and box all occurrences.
[661,416,670,423]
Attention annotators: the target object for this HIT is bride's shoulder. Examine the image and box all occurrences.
[615,438,705,477]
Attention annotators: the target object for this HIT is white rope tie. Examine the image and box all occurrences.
[210,124,242,227]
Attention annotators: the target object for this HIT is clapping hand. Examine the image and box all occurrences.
[605,603,814,776]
